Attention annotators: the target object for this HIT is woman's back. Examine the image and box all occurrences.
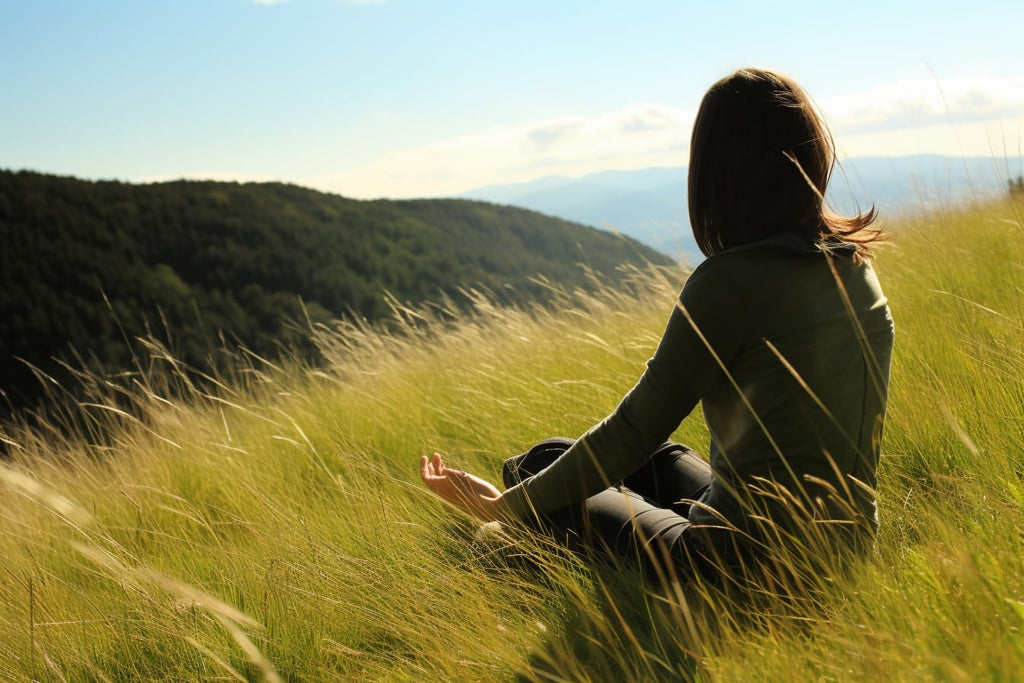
[679,235,894,537]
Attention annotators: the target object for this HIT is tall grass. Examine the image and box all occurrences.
[1,197,1022,681]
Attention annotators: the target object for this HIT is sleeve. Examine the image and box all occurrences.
[497,262,746,521]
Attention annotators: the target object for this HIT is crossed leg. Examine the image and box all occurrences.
[501,437,712,574]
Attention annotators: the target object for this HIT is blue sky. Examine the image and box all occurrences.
[3,0,1023,198]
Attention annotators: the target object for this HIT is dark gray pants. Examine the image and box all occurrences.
[502,437,713,578]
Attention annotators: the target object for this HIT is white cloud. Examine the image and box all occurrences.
[178,75,1020,199]
[820,76,1024,135]
[820,76,1024,159]
[310,103,693,198]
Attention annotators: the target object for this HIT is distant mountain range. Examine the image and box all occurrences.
[460,155,1023,262]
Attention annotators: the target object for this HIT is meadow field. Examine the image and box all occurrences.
[1,196,1022,681]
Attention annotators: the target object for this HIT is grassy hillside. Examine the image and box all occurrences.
[1,196,1022,681]
[0,170,668,415]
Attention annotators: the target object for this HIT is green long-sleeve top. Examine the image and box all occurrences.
[497,233,894,534]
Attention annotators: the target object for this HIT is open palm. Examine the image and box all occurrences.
[419,453,501,521]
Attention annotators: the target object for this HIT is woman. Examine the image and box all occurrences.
[419,68,894,583]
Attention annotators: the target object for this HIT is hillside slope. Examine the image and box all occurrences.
[0,170,669,411]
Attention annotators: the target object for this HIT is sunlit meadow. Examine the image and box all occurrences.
[1,194,1022,681]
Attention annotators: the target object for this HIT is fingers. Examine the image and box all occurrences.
[421,453,452,487]
[432,452,468,478]
[420,452,485,507]
[418,451,498,520]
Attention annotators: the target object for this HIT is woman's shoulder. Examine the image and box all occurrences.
[692,233,870,273]
[685,234,818,285]
[682,234,881,306]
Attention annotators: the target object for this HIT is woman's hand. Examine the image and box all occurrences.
[419,453,501,521]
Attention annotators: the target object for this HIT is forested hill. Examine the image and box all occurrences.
[0,170,670,413]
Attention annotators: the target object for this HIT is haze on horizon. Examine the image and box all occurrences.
[3,0,1023,200]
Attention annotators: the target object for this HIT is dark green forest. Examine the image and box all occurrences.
[0,170,670,416]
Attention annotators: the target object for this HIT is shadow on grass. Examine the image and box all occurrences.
[441,520,705,682]
[438,511,869,682]
[511,565,705,683]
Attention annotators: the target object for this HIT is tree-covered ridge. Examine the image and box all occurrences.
[0,170,670,411]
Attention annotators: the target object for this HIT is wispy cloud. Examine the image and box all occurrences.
[819,76,1024,159]
[312,103,693,198]
[196,76,1021,199]
[821,76,1024,135]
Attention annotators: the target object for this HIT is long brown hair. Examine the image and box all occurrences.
[687,68,882,258]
